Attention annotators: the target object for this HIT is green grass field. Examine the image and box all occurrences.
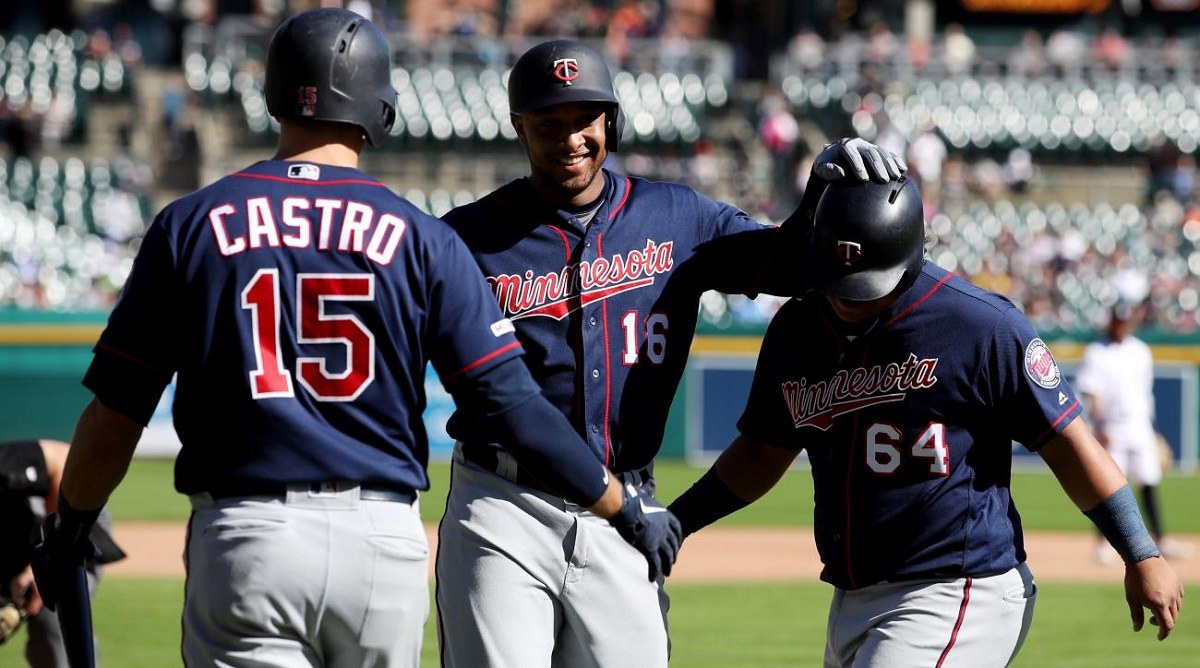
[3,459,1196,666]
[2,578,1196,667]
[104,457,1200,533]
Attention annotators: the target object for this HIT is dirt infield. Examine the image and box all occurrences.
[104,522,1200,583]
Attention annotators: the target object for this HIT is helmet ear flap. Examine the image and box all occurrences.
[381,99,396,136]
[607,105,624,152]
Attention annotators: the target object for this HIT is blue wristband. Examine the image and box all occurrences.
[54,493,102,551]
[1084,485,1161,565]
[667,467,750,537]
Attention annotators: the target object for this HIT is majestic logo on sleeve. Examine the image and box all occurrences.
[488,240,673,320]
[1024,338,1061,389]
[781,354,939,430]
[489,318,515,337]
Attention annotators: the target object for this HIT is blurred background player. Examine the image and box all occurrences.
[30,9,680,668]
[1077,300,1192,563]
[0,439,123,668]
[668,177,1184,665]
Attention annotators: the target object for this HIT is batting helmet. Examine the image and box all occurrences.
[804,176,926,301]
[264,8,397,147]
[507,39,624,151]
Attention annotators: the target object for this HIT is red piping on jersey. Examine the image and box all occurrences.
[545,224,585,317]
[546,225,572,257]
[608,176,631,219]
[1033,400,1081,445]
[95,342,168,371]
[231,172,387,187]
[597,233,614,468]
[444,341,522,381]
[935,577,973,667]
[883,270,954,328]
[546,224,589,443]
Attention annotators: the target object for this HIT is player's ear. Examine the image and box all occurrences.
[511,113,527,146]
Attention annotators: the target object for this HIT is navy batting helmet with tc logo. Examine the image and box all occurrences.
[804,176,926,301]
[506,39,625,151]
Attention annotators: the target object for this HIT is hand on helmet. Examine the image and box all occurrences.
[813,137,907,184]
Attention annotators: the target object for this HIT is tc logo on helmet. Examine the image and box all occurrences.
[552,58,580,86]
[835,240,863,266]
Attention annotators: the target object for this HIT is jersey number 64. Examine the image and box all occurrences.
[865,422,950,477]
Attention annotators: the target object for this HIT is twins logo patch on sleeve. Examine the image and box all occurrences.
[1024,338,1061,389]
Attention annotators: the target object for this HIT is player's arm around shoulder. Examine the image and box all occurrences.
[1038,418,1184,640]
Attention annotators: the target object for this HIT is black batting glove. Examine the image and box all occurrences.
[813,137,907,183]
[31,495,101,612]
[608,483,683,581]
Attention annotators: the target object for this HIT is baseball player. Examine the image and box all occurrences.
[1076,300,1191,562]
[434,38,907,667]
[30,11,681,668]
[667,177,1184,666]
[1,439,123,667]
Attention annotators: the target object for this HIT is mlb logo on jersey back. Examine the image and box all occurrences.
[1024,338,1061,389]
[288,164,321,180]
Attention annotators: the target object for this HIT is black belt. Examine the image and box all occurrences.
[459,442,653,495]
[205,482,416,504]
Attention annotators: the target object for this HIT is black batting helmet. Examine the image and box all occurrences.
[265,8,397,147]
[804,176,926,301]
[507,39,624,151]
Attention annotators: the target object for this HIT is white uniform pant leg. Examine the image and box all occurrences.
[182,489,428,668]
[325,497,429,668]
[435,457,670,668]
[435,458,570,668]
[553,511,670,668]
[824,563,1036,668]
[1106,424,1163,487]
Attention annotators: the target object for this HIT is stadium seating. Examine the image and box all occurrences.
[699,196,1200,334]
[7,19,1199,335]
[179,24,729,148]
[0,154,151,309]
[0,29,135,145]
[775,36,1200,159]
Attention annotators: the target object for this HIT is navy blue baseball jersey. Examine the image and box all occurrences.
[738,262,1084,590]
[84,160,523,495]
[444,168,777,471]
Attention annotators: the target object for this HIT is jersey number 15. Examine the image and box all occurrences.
[241,269,376,401]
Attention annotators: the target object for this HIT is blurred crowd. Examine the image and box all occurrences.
[4,7,1200,338]
[690,19,1200,336]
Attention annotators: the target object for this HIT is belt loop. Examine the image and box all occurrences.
[189,492,215,509]
[495,449,520,483]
